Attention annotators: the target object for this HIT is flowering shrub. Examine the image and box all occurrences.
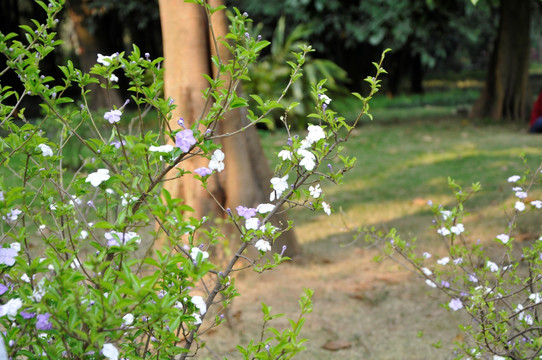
[0,0,387,359]
[366,163,542,359]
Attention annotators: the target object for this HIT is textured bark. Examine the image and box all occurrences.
[158,0,300,256]
[470,0,531,121]
[67,0,122,110]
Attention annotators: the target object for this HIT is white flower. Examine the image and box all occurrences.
[245,217,260,230]
[70,258,81,269]
[508,175,521,183]
[515,201,525,212]
[192,313,202,325]
[191,296,207,315]
[122,313,134,326]
[496,234,509,244]
[453,257,463,265]
[37,144,53,157]
[450,224,464,235]
[309,184,322,198]
[190,247,209,262]
[487,261,499,272]
[322,202,331,216]
[437,227,450,236]
[149,144,174,153]
[516,304,533,325]
[97,53,116,66]
[297,149,316,171]
[440,210,452,220]
[104,109,122,124]
[20,274,31,283]
[319,94,332,105]
[530,200,542,209]
[425,279,437,288]
[121,193,138,206]
[85,169,110,187]
[278,150,292,161]
[80,230,88,240]
[9,242,20,253]
[529,293,542,304]
[306,124,325,144]
[208,149,225,172]
[493,356,507,360]
[109,73,118,82]
[256,203,275,214]
[437,257,450,265]
[421,267,432,276]
[270,174,289,201]
[422,252,432,259]
[0,298,23,319]
[255,239,271,252]
[102,343,119,360]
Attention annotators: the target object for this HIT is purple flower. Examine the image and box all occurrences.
[104,109,122,124]
[175,129,196,152]
[21,310,36,319]
[0,284,7,295]
[110,140,126,149]
[236,206,257,219]
[0,248,18,266]
[194,167,212,177]
[36,313,53,330]
[448,298,463,311]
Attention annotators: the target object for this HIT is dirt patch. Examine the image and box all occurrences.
[201,236,467,359]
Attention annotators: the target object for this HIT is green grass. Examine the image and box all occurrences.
[260,113,542,249]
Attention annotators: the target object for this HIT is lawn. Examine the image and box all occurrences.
[206,106,542,360]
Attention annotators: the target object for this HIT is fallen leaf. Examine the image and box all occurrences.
[322,340,352,351]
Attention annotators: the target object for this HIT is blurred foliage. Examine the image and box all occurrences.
[245,17,349,129]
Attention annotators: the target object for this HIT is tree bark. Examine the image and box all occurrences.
[158,0,300,257]
[470,0,531,121]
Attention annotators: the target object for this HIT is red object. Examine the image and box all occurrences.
[531,91,542,127]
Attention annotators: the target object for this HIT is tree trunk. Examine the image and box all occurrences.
[67,0,122,110]
[470,0,531,121]
[158,0,300,257]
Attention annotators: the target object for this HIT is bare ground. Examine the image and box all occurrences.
[201,231,467,360]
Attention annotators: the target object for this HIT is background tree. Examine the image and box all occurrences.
[158,0,300,256]
[471,0,534,121]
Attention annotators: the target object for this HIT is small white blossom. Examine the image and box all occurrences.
[450,224,464,235]
[192,313,202,325]
[85,169,110,187]
[437,227,450,236]
[0,298,23,319]
[306,125,326,144]
[422,252,432,259]
[322,202,331,216]
[487,261,499,272]
[421,267,432,276]
[208,149,225,172]
[425,279,437,288]
[9,242,20,252]
[309,184,322,198]
[79,230,88,240]
[278,150,292,161]
[20,274,31,283]
[440,210,452,220]
[109,73,118,82]
[190,247,209,263]
[529,293,542,304]
[515,190,527,199]
[191,296,207,315]
[102,343,119,360]
[4,209,22,223]
[245,217,260,230]
[255,239,271,252]
[97,53,116,66]
[149,145,174,153]
[530,200,542,209]
[437,257,450,265]
[256,203,275,214]
[37,144,53,157]
[297,149,316,171]
[496,234,509,244]
[508,175,521,183]
[515,201,525,212]
[270,174,289,201]
[122,313,134,326]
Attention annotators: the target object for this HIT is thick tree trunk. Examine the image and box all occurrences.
[67,0,122,110]
[158,0,300,256]
[470,0,531,121]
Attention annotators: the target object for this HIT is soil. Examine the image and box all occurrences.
[201,231,467,360]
